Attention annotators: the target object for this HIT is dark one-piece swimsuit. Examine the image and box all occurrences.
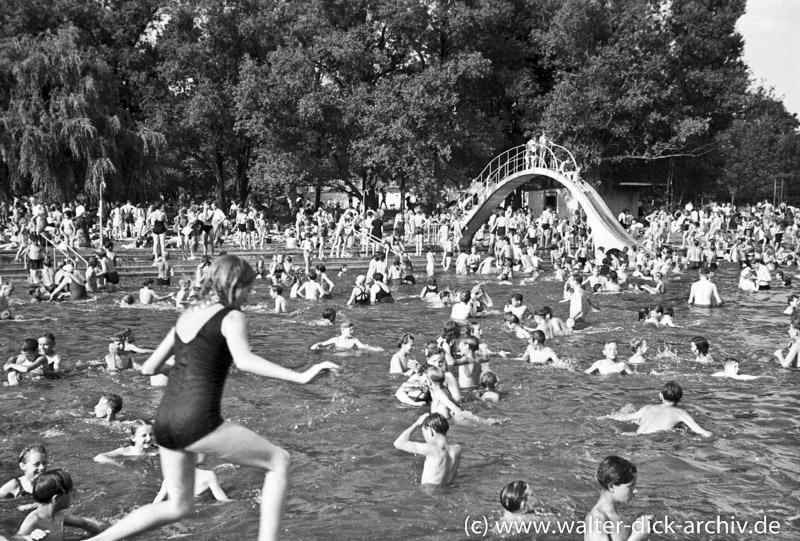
[154,307,234,449]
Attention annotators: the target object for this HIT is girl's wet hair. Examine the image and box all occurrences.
[397,333,414,349]
[500,480,529,512]
[530,330,546,344]
[19,444,47,465]
[638,308,650,321]
[32,469,72,503]
[691,336,709,355]
[480,371,498,390]
[129,420,153,443]
[630,337,645,353]
[197,255,257,308]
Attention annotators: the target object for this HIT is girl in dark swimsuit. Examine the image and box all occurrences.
[84,256,339,541]
[0,444,48,499]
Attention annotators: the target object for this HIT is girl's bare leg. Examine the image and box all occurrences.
[85,448,196,541]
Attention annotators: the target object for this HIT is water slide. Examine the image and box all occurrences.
[456,144,644,253]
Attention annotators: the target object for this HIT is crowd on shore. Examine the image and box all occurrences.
[2,194,800,540]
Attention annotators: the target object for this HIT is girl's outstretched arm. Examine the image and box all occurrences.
[223,311,338,383]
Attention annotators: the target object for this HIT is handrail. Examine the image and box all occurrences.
[41,231,88,266]
[361,231,403,257]
[452,141,581,228]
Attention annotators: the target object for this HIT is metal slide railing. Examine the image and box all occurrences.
[452,141,581,228]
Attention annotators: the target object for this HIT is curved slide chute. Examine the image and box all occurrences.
[455,144,643,253]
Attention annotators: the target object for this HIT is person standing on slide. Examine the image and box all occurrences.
[85,255,339,541]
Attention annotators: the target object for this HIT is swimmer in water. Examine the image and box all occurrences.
[584,341,632,375]
[584,456,652,541]
[775,317,800,367]
[519,330,561,365]
[93,394,124,423]
[15,470,108,540]
[270,284,287,314]
[94,420,158,466]
[104,334,135,371]
[602,381,712,437]
[503,313,532,340]
[687,268,722,307]
[4,338,48,386]
[310,321,383,351]
[690,336,714,364]
[389,333,417,375]
[711,358,761,380]
[628,338,647,365]
[496,480,564,534]
[393,413,461,485]
[478,371,500,402]
[0,445,48,499]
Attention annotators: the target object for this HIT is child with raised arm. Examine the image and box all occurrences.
[81,255,339,541]
[0,445,48,499]
[15,470,108,540]
[585,341,632,375]
[270,285,287,314]
[393,413,462,485]
[94,420,158,466]
[104,334,134,371]
[93,394,123,423]
[604,381,712,437]
[584,456,651,541]
[310,321,383,351]
[775,317,800,367]
[454,336,485,389]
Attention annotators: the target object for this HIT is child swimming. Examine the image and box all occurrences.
[584,456,652,541]
[93,394,123,423]
[0,445,48,499]
[310,321,383,351]
[15,470,108,540]
[603,381,712,437]
[584,341,632,375]
[389,333,417,375]
[94,420,158,466]
[628,338,647,365]
[690,336,714,363]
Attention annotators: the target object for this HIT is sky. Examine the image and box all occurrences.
[737,0,800,117]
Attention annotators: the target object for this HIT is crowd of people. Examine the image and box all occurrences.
[2,193,799,540]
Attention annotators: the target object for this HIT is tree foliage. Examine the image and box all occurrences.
[1,0,798,207]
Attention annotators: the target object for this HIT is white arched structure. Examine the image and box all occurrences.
[454,143,641,252]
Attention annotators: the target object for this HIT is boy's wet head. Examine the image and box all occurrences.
[603,341,618,360]
[660,381,683,404]
[33,469,73,504]
[500,480,530,513]
[596,455,637,490]
[422,413,449,435]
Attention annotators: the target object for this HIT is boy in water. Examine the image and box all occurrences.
[393,413,461,485]
[105,335,134,371]
[4,338,47,386]
[94,394,123,423]
[138,279,173,305]
[37,333,61,377]
[15,470,108,540]
[585,341,632,375]
[605,381,712,437]
[310,322,383,351]
[687,268,722,306]
[584,456,651,541]
[270,284,287,314]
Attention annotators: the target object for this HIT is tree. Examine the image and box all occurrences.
[0,27,164,202]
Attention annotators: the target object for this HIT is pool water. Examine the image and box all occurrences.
[1,262,799,540]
